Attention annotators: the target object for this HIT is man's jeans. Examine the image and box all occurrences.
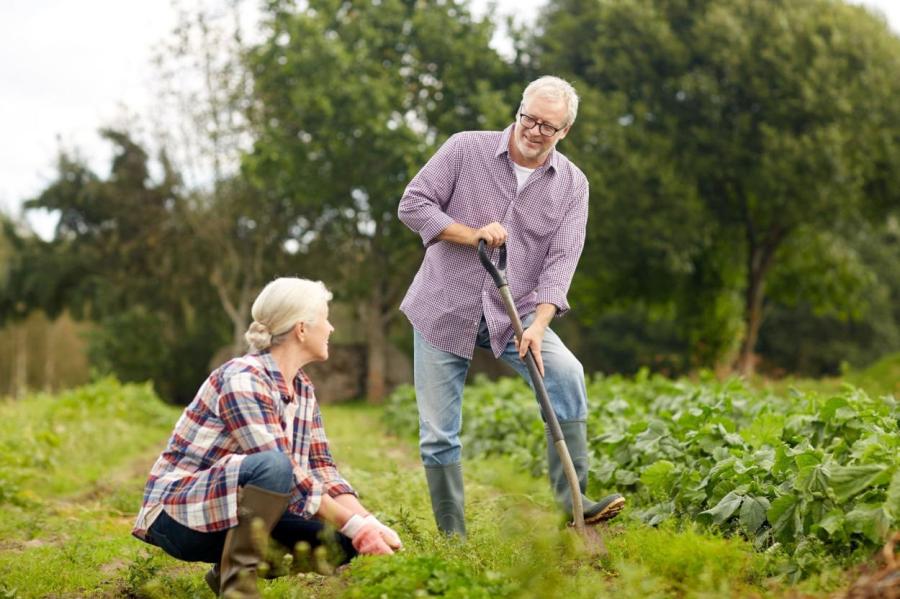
[145,451,355,564]
[413,314,588,466]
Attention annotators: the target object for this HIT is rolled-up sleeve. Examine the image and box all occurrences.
[308,402,356,498]
[398,134,461,246]
[218,374,325,517]
[535,180,589,315]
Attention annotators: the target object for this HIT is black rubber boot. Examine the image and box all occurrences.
[204,565,220,595]
[424,463,466,537]
[547,421,625,524]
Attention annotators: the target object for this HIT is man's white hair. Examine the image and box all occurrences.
[521,75,580,126]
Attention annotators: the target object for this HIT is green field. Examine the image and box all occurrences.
[0,368,896,598]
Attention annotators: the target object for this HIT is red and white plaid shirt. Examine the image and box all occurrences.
[132,351,354,539]
[398,124,589,359]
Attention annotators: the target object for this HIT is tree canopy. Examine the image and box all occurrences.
[535,0,900,373]
[4,0,899,401]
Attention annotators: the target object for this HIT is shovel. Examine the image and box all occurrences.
[477,240,607,556]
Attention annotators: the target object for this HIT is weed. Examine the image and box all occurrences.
[123,550,163,597]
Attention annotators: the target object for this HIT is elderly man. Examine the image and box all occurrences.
[398,76,625,537]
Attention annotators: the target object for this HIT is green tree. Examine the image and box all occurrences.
[153,1,293,357]
[25,131,229,401]
[535,0,900,374]
[759,215,900,375]
[246,0,516,400]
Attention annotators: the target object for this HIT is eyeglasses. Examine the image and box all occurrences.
[518,111,565,137]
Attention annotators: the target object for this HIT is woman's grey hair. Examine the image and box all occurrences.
[521,75,580,127]
[244,277,333,352]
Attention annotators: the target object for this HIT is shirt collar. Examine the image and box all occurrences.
[255,350,300,403]
[495,123,560,172]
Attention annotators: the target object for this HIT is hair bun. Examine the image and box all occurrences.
[244,321,272,352]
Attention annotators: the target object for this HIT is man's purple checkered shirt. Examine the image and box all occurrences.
[399,123,589,359]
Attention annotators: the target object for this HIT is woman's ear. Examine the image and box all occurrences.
[296,321,306,342]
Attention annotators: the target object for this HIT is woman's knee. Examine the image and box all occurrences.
[239,451,293,494]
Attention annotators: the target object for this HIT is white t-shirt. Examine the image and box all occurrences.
[512,162,535,193]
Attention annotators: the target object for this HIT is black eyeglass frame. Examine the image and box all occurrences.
[517,110,566,137]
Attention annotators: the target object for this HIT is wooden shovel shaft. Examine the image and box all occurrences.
[496,284,587,535]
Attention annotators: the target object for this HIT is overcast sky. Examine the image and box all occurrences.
[1,0,897,237]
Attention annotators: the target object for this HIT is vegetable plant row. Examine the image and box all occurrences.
[384,371,899,579]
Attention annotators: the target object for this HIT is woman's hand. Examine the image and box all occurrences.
[365,515,403,550]
[340,514,395,555]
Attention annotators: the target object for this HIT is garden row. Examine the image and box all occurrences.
[384,371,900,580]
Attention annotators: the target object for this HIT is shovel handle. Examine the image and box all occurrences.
[477,239,507,287]
[476,239,587,534]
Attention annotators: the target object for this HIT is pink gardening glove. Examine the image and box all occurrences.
[340,514,394,555]
[364,515,403,550]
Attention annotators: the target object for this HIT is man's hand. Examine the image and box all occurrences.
[514,305,557,377]
[473,222,508,248]
[516,323,546,377]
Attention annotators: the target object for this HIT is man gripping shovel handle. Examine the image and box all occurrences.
[478,240,623,555]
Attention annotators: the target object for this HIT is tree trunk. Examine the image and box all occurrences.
[44,317,56,392]
[230,292,250,357]
[14,323,27,398]
[734,226,786,376]
[735,251,767,376]
[364,286,388,403]
[210,267,251,357]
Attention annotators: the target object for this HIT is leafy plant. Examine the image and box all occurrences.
[384,371,899,577]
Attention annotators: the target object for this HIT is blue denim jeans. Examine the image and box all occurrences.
[145,451,356,564]
[414,314,588,466]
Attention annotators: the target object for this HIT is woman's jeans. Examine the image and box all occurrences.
[414,314,588,466]
[145,451,356,565]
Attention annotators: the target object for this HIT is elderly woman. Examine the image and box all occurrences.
[132,278,400,598]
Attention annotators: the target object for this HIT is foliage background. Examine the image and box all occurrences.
[1,0,898,402]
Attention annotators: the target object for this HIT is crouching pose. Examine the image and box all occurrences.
[133,277,400,598]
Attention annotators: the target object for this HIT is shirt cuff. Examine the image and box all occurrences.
[325,482,357,498]
[291,465,326,518]
[297,478,325,518]
[535,286,570,316]
[418,211,456,247]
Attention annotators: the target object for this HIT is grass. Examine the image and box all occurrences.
[755,351,900,400]
[0,380,870,598]
[0,378,193,598]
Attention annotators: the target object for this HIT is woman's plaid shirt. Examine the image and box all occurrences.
[132,351,355,539]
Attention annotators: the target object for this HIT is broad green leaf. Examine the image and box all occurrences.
[816,510,845,537]
[739,496,770,533]
[740,412,785,448]
[699,491,743,525]
[885,468,900,519]
[794,452,821,469]
[828,464,891,503]
[640,460,677,498]
[769,495,802,542]
[820,397,849,422]
[794,463,830,495]
[615,469,640,486]
[846,504,892,544]
[751,448,776,471]
[596,430,625,444]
